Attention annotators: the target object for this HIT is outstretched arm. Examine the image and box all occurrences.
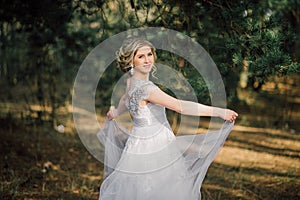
[147,88,238,122]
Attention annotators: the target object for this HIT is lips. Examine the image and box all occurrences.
[144,64,152,68]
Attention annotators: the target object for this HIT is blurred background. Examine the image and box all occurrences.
[0,0,299,199]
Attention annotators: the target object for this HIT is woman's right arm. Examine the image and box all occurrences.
[107,79,132,120]
[107,94,127,120]
[146,88,238,122]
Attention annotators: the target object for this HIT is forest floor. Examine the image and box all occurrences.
[1,75,300,200]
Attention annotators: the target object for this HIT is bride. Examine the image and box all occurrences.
[97,37,238,200]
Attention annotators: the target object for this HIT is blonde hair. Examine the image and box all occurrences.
[116,37,157,76]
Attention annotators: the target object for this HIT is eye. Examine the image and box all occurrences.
[138,55,144,59]
[148,53,153,56]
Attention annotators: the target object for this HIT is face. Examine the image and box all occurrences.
[132,46,154,75]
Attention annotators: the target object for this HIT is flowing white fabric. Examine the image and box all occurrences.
[97,80,234,200]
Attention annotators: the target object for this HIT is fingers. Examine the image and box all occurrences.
[106,110,114,120]
[224,109,238,122]
[229,110,238,122]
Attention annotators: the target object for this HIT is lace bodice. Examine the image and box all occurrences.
[125,80,166,127]
[125,80,157,114]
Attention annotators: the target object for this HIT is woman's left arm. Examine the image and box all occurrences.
[146,88,238,122]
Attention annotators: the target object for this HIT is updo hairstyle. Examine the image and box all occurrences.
[116,37,157,73]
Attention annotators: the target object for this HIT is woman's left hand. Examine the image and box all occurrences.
[221,109,238,122]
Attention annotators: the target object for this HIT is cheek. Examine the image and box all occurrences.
[150,56,155,62]
[133,58,140,65]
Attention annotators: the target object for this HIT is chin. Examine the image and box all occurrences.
[142,67,152,72]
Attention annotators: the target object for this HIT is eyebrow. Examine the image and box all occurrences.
[136,51,153,56]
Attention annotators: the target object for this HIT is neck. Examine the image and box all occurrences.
[132,73,149,81]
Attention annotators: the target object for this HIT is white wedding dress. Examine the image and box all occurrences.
[97,80,234,200]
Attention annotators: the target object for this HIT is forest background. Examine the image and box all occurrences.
[0,0,299,199]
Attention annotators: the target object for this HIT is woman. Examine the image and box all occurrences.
[98,38,238,200]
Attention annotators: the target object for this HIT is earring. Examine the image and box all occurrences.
[129,66,135,76]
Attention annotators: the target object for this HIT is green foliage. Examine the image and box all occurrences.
[0,0,299,123]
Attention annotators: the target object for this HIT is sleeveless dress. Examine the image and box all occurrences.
[97,80,234,200]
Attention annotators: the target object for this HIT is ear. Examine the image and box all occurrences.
[130,61,134,67]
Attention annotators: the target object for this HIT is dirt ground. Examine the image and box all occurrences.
[1,75,300,200]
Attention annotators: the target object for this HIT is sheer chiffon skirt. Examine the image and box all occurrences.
[97,119,234,200]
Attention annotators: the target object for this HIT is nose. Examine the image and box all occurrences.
[145,55,150,63]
